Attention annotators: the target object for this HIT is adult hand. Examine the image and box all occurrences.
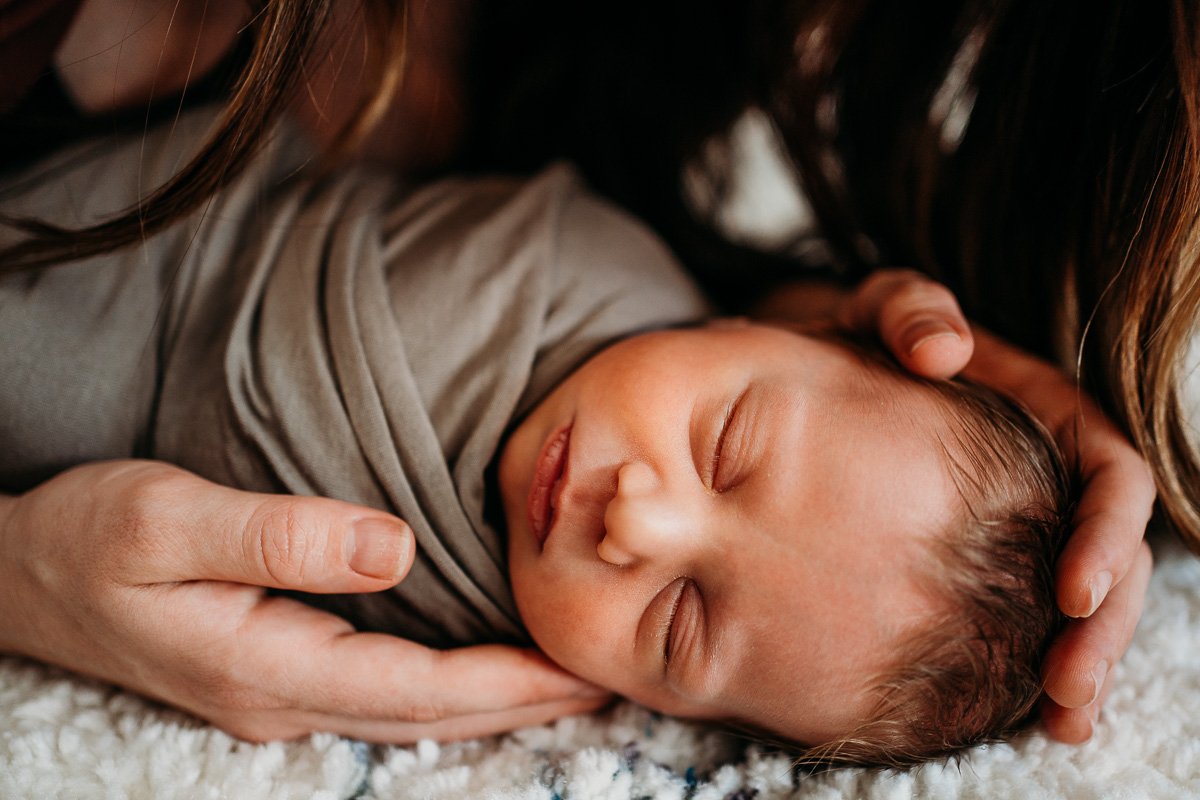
[0,460,609,742]
[835,269,1155,743]
[755,269,975,376]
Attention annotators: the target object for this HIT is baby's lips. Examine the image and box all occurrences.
[529,424,572,549]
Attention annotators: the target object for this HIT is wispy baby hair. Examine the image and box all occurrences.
[769,332,1076,770]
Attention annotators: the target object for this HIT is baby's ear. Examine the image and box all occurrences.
[705,316,751,330]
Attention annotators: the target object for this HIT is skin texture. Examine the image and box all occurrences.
[499,322,961,744]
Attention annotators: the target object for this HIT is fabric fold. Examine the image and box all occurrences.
[0,106,710,648]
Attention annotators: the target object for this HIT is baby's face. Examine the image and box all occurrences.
[498,322,960,745]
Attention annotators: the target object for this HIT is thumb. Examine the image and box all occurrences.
[163,482,415,592]
[842,269,974,379]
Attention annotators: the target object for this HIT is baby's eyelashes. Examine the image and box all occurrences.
[663,577,691,664]
[703,386,751,492]
[664,579,703,671]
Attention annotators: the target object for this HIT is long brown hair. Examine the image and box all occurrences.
[0,0,406,273]
[464,0,1200,546]
[770,0,1200,549]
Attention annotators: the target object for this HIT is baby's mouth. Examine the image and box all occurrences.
[528,424,571,550]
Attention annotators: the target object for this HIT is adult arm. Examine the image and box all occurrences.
[756,269,1155,742]
[0,460,608,742]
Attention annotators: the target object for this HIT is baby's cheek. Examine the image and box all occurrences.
[514,579,630,692]
[519,590,714,718]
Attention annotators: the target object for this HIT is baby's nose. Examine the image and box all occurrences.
[598,462,692,567]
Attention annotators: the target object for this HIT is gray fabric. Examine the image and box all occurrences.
[0,108,710,647]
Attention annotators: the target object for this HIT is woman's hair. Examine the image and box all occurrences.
[466,0,1200,554]
[765,0,1200,551]
[0,0,405,273]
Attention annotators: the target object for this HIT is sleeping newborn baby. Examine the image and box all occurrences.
[0,107,1072,768]
[498,320,1071,766]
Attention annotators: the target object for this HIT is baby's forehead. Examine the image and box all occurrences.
[765,329,956,426]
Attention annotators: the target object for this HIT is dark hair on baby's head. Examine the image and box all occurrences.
[742,332,1076,770]
[814,374,1073,768]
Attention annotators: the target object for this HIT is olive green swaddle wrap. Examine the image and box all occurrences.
[0,108,709,647]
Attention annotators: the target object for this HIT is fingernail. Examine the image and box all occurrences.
[904,319,960,355]
[1086,571,1113,616]
[1089,660,1108,706]
[348,518,411,580]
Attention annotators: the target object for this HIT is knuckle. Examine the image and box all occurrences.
[249,502,324,586]
[887,277,954,314]
[107,462,195,506]
[100,465,196,564]
[852,270,962,335]
[181,654,291,736]
[400,651,448,724]
[403,695,447,725]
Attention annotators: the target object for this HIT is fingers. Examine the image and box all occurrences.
[104,462,414,592]
[1042,541,1152,741]
[212,601,613,742]
[1039,678,1114,745]
[1055,452,1156,617]
[226,493,415,592]
[1051,401,1156,618]
[289,635,609,721]
[225,696,612,745]
[840,270,975,379]
[314,694,613,743]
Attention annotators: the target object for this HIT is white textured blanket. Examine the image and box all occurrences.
[2,531,1197,799]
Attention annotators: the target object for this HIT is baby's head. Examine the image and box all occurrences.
[498,320,1073,767]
